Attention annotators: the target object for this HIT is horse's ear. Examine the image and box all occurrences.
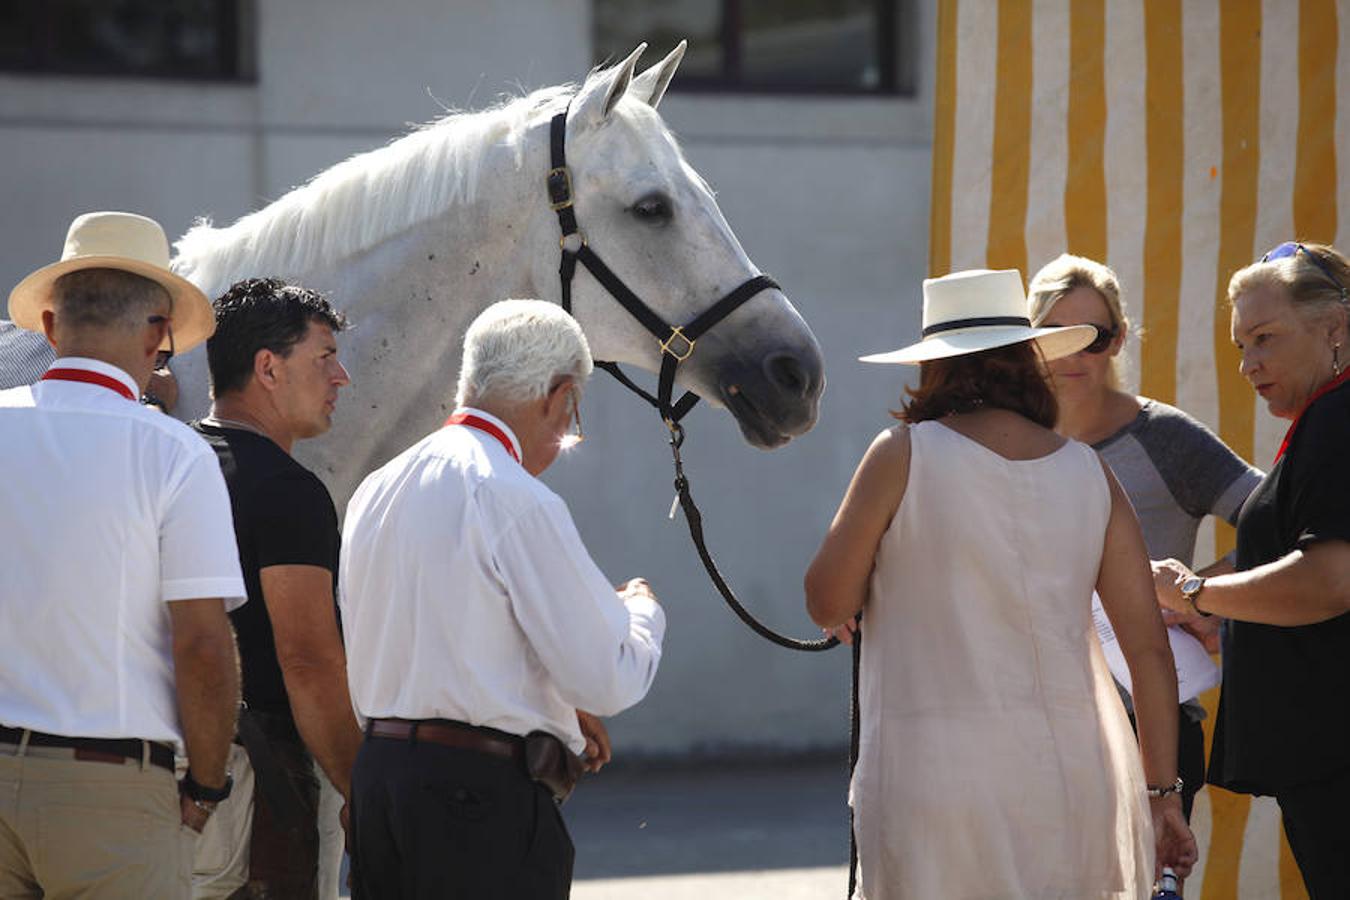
[573,43,647,128]
[630,40,686,109]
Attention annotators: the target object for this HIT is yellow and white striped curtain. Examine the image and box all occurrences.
[928,1,1346,897]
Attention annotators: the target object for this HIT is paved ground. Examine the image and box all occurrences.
[569,757,851,898]
[341,756,854,899]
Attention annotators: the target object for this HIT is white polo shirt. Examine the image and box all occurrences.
[340,408,665,755]
[0,357,246,748]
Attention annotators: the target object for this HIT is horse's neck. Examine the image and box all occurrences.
[181,141,546,507]
[300,198,540,504]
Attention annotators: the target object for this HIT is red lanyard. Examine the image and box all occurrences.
[444,412,520,463]
[40,367,136,401]
[1274,368,1350,462]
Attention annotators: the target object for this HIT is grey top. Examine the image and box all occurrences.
[1093,399,1263,720]
[0,320,55,389]
[1095,399,1263,566]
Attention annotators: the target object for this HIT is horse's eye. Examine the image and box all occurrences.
[630,195,672,223]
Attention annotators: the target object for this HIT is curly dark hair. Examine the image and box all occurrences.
[896,340,1058,428]
[207,278,349,397]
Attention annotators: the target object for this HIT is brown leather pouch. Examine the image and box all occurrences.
[523,731,586,804]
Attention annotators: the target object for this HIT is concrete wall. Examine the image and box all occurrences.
[0,0,934,756]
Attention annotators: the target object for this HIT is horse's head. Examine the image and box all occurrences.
[529,44,824,448]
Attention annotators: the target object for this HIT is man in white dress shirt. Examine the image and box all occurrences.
[0,211,246,898]
[340,299,666,899]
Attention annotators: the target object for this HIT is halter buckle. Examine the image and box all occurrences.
[547,166,574,211]
[658,327,696,362]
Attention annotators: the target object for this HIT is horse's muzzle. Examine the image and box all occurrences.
[719,343,824,448]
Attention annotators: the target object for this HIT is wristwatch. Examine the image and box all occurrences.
[180,770,234,804]
[1180,576,1209,617]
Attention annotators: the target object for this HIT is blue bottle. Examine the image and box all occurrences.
[1152,868,1182,899]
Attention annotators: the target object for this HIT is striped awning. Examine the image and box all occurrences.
[928,2,1341,897]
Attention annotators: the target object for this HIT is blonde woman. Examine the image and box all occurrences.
[808,269,1196,898]
[1028,254,1262,821]
[1152,242,1350,895]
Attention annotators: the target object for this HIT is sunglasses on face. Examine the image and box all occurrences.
[1262,241,1349,299]
[1082,324,1119,354]
[147,314,175,368]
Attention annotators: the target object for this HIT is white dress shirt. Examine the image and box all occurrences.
[340,408,665,754]
[0,357,246,748]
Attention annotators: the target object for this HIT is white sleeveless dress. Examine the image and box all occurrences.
[850,421,1154,899]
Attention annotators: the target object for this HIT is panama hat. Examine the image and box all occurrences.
[859,268,1097,365]
[8,211,214,353]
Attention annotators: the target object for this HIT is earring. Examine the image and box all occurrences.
[1335,342,1343,377]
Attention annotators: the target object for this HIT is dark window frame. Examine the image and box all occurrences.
[0,0,256,83]
[595,0,915,98]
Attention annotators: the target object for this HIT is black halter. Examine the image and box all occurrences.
[547,104,779,426]
[548,99,850,894]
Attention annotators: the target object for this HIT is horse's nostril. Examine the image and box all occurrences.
[765,353,810,397]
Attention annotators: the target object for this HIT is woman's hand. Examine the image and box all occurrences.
[1151,558,1197,614]
[1151,794,1198,879]
[822,616,860,646]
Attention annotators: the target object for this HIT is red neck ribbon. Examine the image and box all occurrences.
[445,412,520,463]
[41,367,136,401]
[1274,367,1350,463]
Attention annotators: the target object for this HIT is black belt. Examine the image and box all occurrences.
[0,725,174,772]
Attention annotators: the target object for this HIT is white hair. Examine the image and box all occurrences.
[172,85,575,299]
[455,299,593,408]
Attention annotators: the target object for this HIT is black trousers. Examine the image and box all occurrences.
[1275,766,1350,899]
[349,735,574,900]
[1176,711,1205,822]
[1129,706,1206,821]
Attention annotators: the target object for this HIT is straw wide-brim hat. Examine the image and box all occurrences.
[8,211,214,353]
[860,268,1097,365]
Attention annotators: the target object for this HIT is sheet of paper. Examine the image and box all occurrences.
[1091,592,1221,703]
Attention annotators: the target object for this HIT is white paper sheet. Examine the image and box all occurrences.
[1091,592,1221,703]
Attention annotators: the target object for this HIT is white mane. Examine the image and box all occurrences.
[172,84,576,298]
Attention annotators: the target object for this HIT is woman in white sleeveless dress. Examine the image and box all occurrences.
[806,270,1197,899]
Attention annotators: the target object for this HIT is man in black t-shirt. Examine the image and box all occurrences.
[190,278,359,900]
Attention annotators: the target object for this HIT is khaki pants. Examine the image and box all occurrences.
[193,744,345,899]
[0,742,195,899]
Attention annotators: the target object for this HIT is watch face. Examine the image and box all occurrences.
[1181,577,1204,596]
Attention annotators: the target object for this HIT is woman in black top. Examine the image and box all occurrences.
[1152,242,1350,898]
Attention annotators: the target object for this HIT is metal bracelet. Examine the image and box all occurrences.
[1146,776,1184,798]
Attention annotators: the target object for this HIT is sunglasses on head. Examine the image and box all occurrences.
[1262,241,1348,300]
[1081,324,1119,354]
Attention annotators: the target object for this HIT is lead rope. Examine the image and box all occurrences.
[549,98,852,890]
[666,422,838,653]
[664,422,855,896]
[848,622,861,899]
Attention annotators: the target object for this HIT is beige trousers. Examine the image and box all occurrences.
[192,744,345,899]
[0,742,195,899]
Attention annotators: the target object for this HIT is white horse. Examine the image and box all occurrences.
[171,43,824,505]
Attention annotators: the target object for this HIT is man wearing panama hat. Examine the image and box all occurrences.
[0,212,246,898]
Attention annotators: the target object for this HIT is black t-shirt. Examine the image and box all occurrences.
[193,422,340,718]
[1209,379,1350,795]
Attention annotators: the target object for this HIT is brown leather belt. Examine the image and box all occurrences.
[366,718,524,762]
[0,726,174,772]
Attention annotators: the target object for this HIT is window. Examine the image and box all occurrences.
[594,0,913,96]
[0,0,255,82]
